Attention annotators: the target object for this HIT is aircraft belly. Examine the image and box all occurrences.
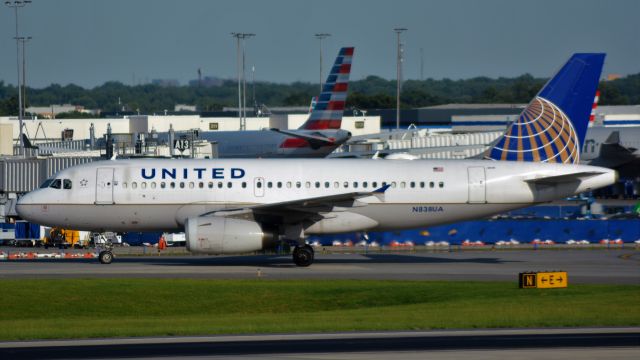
[26,204,184,232]
[349,203,530,231]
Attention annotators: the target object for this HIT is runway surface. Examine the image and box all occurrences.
[0,249,638,284]
[0,328,638,359]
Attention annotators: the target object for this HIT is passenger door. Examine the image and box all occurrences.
[467,167,486,203]
[95,168,115,205]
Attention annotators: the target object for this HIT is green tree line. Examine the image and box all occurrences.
[0,73,638,116]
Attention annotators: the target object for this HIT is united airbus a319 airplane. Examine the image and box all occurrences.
[168,47,355,158]
[17,53,616,266]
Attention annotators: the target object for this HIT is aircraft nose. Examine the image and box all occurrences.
[16,193,35,221]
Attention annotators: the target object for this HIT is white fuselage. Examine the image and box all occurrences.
[16,158,616,234]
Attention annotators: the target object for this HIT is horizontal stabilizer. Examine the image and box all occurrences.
[270,128,338,145]
[524,171,606,185]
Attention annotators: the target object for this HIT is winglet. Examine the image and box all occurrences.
[373,184,391,194]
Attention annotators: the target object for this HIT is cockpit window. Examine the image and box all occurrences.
[63,179,72,189]
[50,179,62,189]
[40,179,54,189]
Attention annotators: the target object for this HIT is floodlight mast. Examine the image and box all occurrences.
[5,0,32,156]
[315,33,331,93]
[394,27,407,130]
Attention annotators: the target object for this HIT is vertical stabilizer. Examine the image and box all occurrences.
[299,47,354,130]
[486,53,605,163]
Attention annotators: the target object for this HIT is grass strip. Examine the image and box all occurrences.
[0,279,638,340]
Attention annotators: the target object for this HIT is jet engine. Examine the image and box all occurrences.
[185,216,276,254]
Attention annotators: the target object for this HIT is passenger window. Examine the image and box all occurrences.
[141,182,147,189]
[122,182,128,189]
[372,181,377,188]
[63,179,72,189]
[324,181,330,188]
[333,182,339,188]
[420,181,425,188]
[305,182,311,189]
[208,182,213,189]
[315,181,320,188]
[267,182,273,188]
[179,182,185,189]
[50,179,62,189]
[218,182,223,189]
[161,182,166,189]
[198,182,203,189]
[429,181,434,188]
[170,182,176,189]
[400,182,406,188]
[242,182,247,188]
[277,182,282,188]
[257,181,262,188]
[439,181,444,188]
[296,181,301,188]
[353,182,358,188]
[132,182,138,189]
[189,182,194,189]
[286,182,292,188]
[343,181,349,188]
[227,182,232,188]
[391,182,397,188]
[151,182,157,189]
[363,181,368,188]
[410,182,415,188]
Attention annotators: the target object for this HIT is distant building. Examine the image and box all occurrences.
[151,79,180,87]
[174,104,197,112]
[188,76,224,87]
[25,104,99,119]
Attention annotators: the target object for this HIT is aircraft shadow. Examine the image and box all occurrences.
[116,253,517,267]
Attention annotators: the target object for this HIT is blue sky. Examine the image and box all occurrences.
[1,0,638,88]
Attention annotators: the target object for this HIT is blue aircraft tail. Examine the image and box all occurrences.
[486,53,605,163]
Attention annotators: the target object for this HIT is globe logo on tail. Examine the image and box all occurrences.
[487,96,580,164]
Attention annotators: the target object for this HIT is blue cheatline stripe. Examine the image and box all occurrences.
[603,120,640,125]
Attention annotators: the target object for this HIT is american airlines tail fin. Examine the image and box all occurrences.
[299,47,354,130]
[486,53,605,163]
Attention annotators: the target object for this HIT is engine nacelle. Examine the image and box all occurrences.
[185,216,276,254]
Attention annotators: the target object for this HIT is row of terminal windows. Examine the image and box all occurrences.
[120,180,445,190]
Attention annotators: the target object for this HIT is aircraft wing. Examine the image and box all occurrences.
[523,171,609,185]
[205,185,390,222]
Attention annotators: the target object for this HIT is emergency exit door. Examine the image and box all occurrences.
[467,167,486,203]
[95,168,115,205]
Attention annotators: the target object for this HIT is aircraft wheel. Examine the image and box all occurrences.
[292,245,314,267]
[99,250,114,264]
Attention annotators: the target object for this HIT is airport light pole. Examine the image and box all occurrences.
[231,32,254,131]
[242,33,254,130]
[315,33,331,93]
[5,0,31,156]
[394,27,406,130]
[17,36,32,121]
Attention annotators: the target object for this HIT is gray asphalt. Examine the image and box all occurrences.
[1,249,638,284]
[1,328,638,359]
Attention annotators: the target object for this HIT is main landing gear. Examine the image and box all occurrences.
[292,244,314,267]
[98,250,114,264]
